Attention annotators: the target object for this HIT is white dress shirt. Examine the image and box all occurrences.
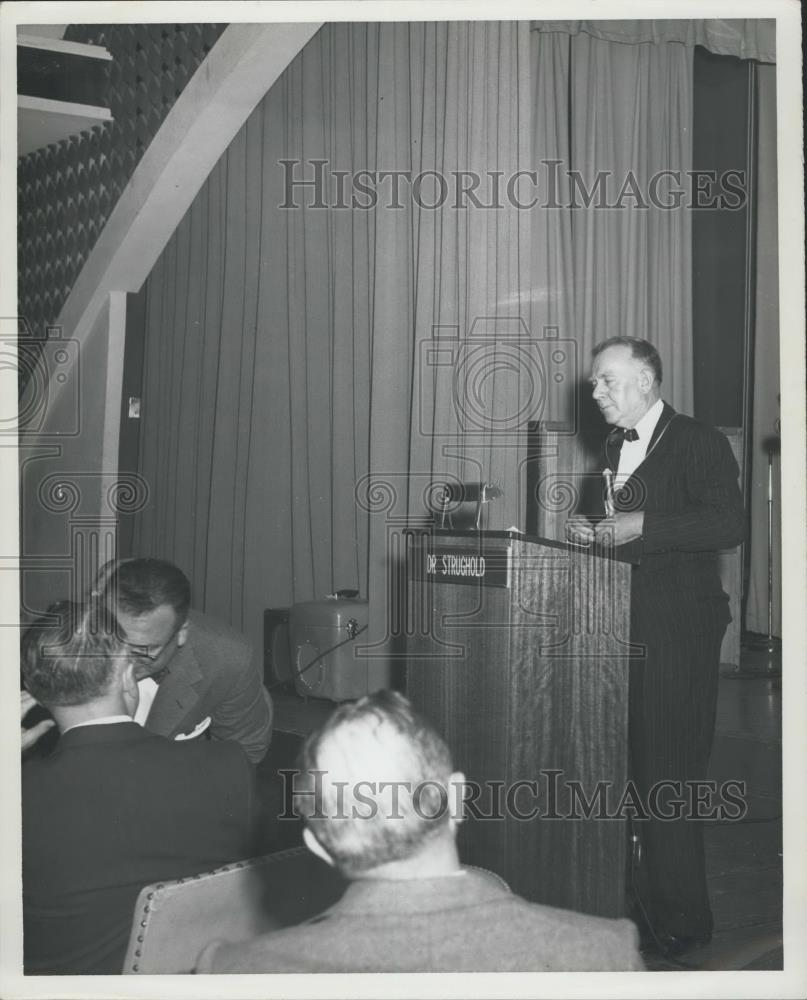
[615,398,664,490]
[61,715,132,734]
[133,678,212,740]
[134,677,159,726]
[61,679,157,734]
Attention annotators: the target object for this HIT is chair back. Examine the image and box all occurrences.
[122,846,345,974]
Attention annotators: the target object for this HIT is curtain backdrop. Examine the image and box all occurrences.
[133,22,532,655]
[132,19,775,655]
[530,27,693,537]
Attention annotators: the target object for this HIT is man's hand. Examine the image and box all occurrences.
[21,690,55,753]
[565,516,596,545]
[593,512,645,546]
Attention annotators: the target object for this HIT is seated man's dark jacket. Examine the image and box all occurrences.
[23,721,257,975]
[581,404,745,643]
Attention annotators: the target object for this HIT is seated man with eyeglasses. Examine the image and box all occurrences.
[21,601,258,975]
[93,557,273,764]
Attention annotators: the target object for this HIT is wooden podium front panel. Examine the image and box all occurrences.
[405,537,515,872]
[507,540,631,917]
[406,533,632,919]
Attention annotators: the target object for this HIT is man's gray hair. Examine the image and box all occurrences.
[592,337,663,384]
[294,690,455,877]
[21,601,127,707]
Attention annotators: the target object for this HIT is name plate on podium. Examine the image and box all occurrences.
[410,539,511,588]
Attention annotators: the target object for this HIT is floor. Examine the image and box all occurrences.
[258,635,783,973]
[646,637,783,971]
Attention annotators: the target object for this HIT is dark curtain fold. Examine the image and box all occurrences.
[746,64,781,636]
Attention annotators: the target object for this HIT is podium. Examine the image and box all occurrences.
[405,529,633,918]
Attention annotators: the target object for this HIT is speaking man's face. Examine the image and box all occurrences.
[589,345,652,429]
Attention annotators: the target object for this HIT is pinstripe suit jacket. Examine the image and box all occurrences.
[602,402,745,645]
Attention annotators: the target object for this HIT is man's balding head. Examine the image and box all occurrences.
[294,691,461,878]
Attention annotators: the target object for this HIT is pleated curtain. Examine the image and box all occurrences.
[133,19,775,653]
[134,22,532,654]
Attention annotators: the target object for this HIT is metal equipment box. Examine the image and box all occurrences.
[289,597,387,701]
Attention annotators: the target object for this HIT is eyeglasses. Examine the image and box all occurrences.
[124,622,185,663]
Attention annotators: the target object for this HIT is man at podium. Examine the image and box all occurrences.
[568,337,745,959]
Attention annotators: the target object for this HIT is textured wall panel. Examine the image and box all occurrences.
[17,23,226,352]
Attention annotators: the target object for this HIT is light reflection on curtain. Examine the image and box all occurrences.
[569,32,694,411]
[134,22,532,657]
[366,20,532,651]
[530,28,693,538]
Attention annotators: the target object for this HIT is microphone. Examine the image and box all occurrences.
[603,469,616,517]
[438,482,496,503]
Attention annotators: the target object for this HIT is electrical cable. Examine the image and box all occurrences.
[266,623,368,693]
[627,819,699,970]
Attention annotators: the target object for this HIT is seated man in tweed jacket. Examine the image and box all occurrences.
[197,690,643,973]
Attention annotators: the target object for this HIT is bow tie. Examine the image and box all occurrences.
[613,427,639,442]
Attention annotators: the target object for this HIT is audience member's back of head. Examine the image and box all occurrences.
[294,690,457,877]
[21,600,126,710]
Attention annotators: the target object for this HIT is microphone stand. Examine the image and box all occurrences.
[437,481,501,531]
[748,430,781,676]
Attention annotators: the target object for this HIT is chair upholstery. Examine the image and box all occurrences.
[122,845,346,974]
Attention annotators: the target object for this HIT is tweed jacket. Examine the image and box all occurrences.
[195,867,644,973]
[144,609,273,763]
